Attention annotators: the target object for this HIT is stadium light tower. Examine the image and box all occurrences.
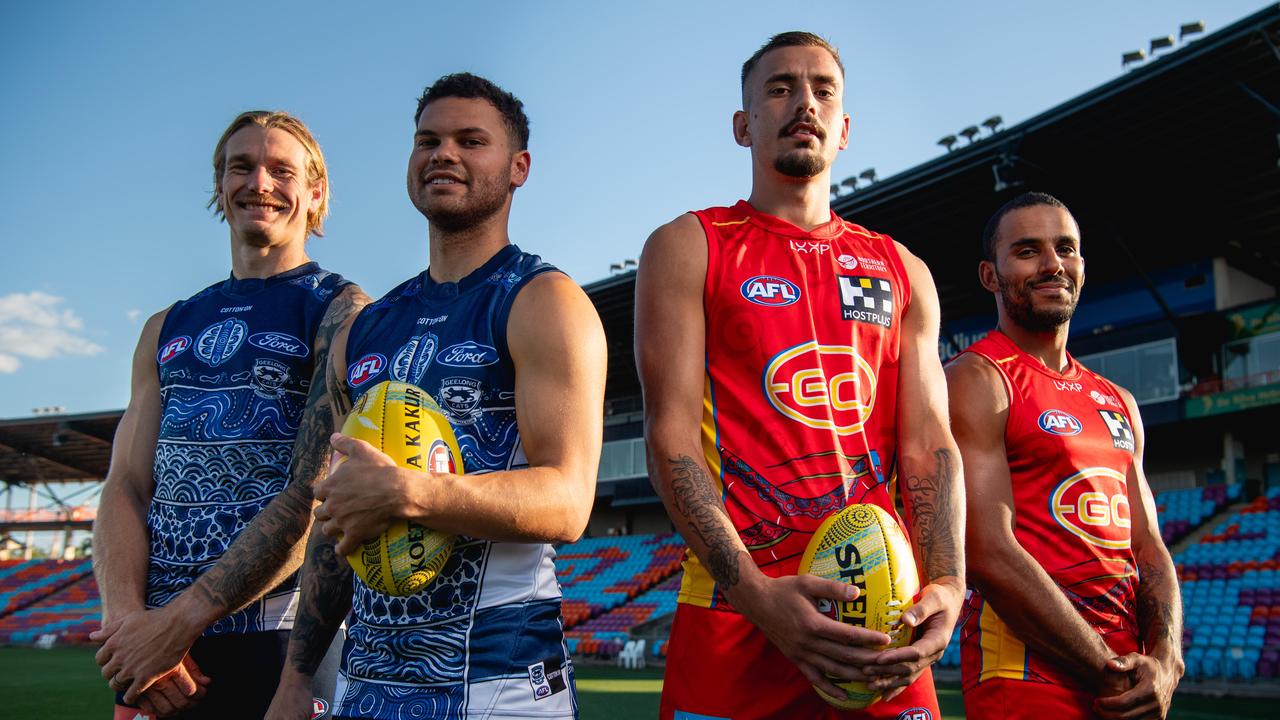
[959,126,980,144]
[841,176,859,192]
[859,168,877,184]
[1181,21,1205,42]
[1122,49,1146,69]
[982,116,1004,135]
[830,183,841,199]
[937,134,958,152]
[1150,35,1175,57]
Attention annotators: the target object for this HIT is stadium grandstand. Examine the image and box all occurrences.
[4,3,1280,698]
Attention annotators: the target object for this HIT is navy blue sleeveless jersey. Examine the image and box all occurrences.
[149,262,349,635]
[338,244,578,720]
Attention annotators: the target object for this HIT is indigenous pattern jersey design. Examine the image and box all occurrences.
[956,329,1140,690]
[338,245,577,720]
[684,200,913,608]
[148,263,348,634]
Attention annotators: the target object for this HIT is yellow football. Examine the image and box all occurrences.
[336,380,462,596]
[798,503,920,709]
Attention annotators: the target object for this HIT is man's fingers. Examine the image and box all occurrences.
[902,590,944,628]
[89,617,121,644]
[796,574,859,602]
[798,663,848,701]
[1094,685,1147,711]
[137,696,161,717]
[881,685,907,703]
[329,433,380,460]
[182,654,212,687]
[334,531,357,557]
[122,674,160,706]
[142,682,181,716]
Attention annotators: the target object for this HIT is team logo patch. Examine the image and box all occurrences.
[1091,389,1121,407]
[392,333,437,384]
[439,340,499,367]
[157,336,191,365]
[248,331,309,358]
[897,709,933,720]
[251,358,290,398]
[837,276,894,327]
[1098,410,1135,452]
[440,377,484,425]
[764,341,877,436]
[740,275,801,306]
[1038,409,1082,436]
[310,697,330,719]
[527,657,568,701]
[195,318,248,367]
[1051,466,1131,549]
[348,353,387,387]
[836,254,858,270]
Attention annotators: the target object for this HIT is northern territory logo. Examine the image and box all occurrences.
[439,340,498,368]
[348,353,386,387]
[740,275,801,307]
[195,318,247,367]
[248,331,309,358]
[837,276,893,327]
[1098,410,1135,452]
[764,341,877,436]
[1038,409,1082,436]
[1051,466,1131,549]
[392,333,438,384]
[157,336,191,365]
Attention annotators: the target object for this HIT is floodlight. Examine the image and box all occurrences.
[841,176,858,190]
[959,126,980,144]
[623,259,637,269]
[609,262,623,274]
[1122,49,1146,69]
[937,134,958,152]
[1180,21,1205,41]
[830,183,841,197]
[859,168,877,183]
[1150,36,1175,55]
[981,116,1004,134]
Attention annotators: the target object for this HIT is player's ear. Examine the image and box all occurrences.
[838,113,850,150]
[307,176,326,214]
[978,260,999,293]
[510,150,531,189]
[733,110,751,148]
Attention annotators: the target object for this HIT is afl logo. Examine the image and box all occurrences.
[1038,409,1082,436]
[428,439,455,474]
[157,336,191,365]
[1051,467,1131,549]
[764,341,877,436]
[348,353,387,388]
[311,697,330,719]
[741,275,801,306]
[195,318,247,367]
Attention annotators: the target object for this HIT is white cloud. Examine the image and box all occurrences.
[126,309,142,323]
[0,292,104,374]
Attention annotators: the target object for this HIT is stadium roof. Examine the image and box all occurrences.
[0,411,120,484]
[832,3,1280,323]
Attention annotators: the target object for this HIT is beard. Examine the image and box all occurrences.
[997,271,1078,332]
[774,150,827,178]
[411,171,510,233]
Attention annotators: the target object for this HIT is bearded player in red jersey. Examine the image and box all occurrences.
[636,32,965,720]
[948,193,1184,719]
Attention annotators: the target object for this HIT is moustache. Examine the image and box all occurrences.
[781,118,826,141]
[1029,275,1075,292]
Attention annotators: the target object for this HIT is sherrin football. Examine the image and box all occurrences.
[798,503,920,709]
[336,380,462,596]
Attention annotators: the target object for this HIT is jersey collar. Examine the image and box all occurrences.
[734,200,846,240]
[419,244,521,301]
[222,261,319,298]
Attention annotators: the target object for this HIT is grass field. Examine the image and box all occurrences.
[1,646,1274,719]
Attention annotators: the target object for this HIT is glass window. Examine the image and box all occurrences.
[1077,337,1179,405]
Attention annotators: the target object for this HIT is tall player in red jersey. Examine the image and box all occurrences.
[636,32,965,719]
[948,193,1183,719]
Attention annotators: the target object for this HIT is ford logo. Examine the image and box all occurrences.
[249,331,309,358]
[438,341,498,367]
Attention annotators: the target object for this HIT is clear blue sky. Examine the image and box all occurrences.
[0,0,1269,420]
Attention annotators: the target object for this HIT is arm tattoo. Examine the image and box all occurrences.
[289,533,353,675]
[189,288,365,614]
[902,448,962,581]
[1137,560,1180,650]
[667,455,746,588]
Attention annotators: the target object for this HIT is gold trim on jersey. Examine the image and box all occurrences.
[677,372,726,607]
[978,601,1030,682]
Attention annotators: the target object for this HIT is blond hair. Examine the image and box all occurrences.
[208,110,330,237]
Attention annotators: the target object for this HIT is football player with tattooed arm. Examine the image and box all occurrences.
[636,32,965,720]
[91,111,368,719]
[948,192,1182,719]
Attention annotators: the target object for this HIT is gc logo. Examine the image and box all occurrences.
[1050,467,1131,549]
[764,342,877,436]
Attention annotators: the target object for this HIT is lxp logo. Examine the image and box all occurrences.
[1038,409,1082,436]
[741,275,801,307]
[348,353,386,387]
[1051,467,1131,549]
[764,341,877,436]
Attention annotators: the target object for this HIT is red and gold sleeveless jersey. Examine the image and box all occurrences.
[680,200,913,609]
[957,330,1141,690]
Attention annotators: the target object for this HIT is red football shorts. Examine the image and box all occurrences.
[660,603,940,720]
[963,678,1096,720]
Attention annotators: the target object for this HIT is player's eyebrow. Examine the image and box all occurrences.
[414,127,493,138]
[765,72,798,85]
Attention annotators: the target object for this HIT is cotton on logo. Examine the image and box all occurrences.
[764,341,877,436]
[1051,467,1131,549]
